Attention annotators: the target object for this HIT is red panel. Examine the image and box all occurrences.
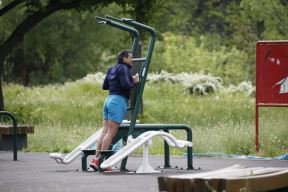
[256,41,288,105]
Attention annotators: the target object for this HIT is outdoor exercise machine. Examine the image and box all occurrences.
[50,15,193,173]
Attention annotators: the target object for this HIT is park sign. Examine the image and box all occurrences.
[256,41,288,152]
[256,41,288,105]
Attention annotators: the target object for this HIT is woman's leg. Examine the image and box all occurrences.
[100,120,120,151]
[95,120,109,158]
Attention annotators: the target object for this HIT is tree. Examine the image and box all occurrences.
[0,0,123,111]
[4,4,131,85]
[154,0,288,83]
[0,0,166,111]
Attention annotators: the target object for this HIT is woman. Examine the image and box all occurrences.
[90,50,139,171]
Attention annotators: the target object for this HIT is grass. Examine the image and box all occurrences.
[3,80,288,157]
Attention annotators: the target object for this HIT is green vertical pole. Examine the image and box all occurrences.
[122,20,156,137]
[186,128,193,169]
[164,129,171,168]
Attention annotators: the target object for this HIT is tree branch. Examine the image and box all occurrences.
[0,0,24,17]
[0,0,81,64]
[0,0,117,110]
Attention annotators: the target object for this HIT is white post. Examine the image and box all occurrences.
[136,139,160,173]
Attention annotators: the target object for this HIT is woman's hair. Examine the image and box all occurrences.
[117,50,132,63]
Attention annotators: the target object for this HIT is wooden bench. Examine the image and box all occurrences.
[158,164,288,192]
[0,125,34,150]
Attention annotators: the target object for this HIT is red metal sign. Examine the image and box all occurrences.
[256,41,288,105]
[255,41,288,152]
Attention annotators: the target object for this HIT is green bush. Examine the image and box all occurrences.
[151,33,250,85]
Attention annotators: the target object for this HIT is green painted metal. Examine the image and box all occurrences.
[97,15,157,136]
[164,129,171,168]
[91,16,193,172]
[124,20,156,136]
[0,111,18,161]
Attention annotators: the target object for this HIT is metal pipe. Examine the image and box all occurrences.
[104,15,122,22]
[0,111,17,160]
[164,129,171,168]
[95,17,194,170]
[132,58,146,62]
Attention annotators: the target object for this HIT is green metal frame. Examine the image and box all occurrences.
[0,111,18,160]
[88,16,193,171]
[81,123,193,171]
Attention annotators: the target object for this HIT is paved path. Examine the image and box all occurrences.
[0,152,287,192]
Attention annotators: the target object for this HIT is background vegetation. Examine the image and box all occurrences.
[3,73,288,156]
[2,0,288,86]
[1,0,288,156]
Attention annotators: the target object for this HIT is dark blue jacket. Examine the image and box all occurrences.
[102,62,136,99]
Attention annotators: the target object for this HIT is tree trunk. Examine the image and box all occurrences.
[0,47,6,111]
[0,70,4,111]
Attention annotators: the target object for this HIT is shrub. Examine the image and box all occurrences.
[147,71,223,95]
[151,32,250,85]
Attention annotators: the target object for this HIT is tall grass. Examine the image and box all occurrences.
[4,81,105,152]
[3,79,287,157]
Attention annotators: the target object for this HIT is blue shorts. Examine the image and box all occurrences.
[103,95,128,124]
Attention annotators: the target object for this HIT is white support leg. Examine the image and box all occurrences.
[101,131,192,170]
[136,140,160,173]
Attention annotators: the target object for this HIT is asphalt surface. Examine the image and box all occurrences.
[0,151,287,192]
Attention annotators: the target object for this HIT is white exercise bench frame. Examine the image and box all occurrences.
[49,128,102,164]
[100,131,192,173]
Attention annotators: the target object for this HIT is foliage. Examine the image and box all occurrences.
[147,71,222,95]
[0,0,121,110]
[2,0,288,87]
[2,3,131,85]
[0,0,167,110]
[84,71,255,96]
[223,81,255,97]
[1,0,288,156]
[151,32,249,84]
[3,79,287,156]
[155,0,288,83]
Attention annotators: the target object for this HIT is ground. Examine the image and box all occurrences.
[0,152,287,192]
